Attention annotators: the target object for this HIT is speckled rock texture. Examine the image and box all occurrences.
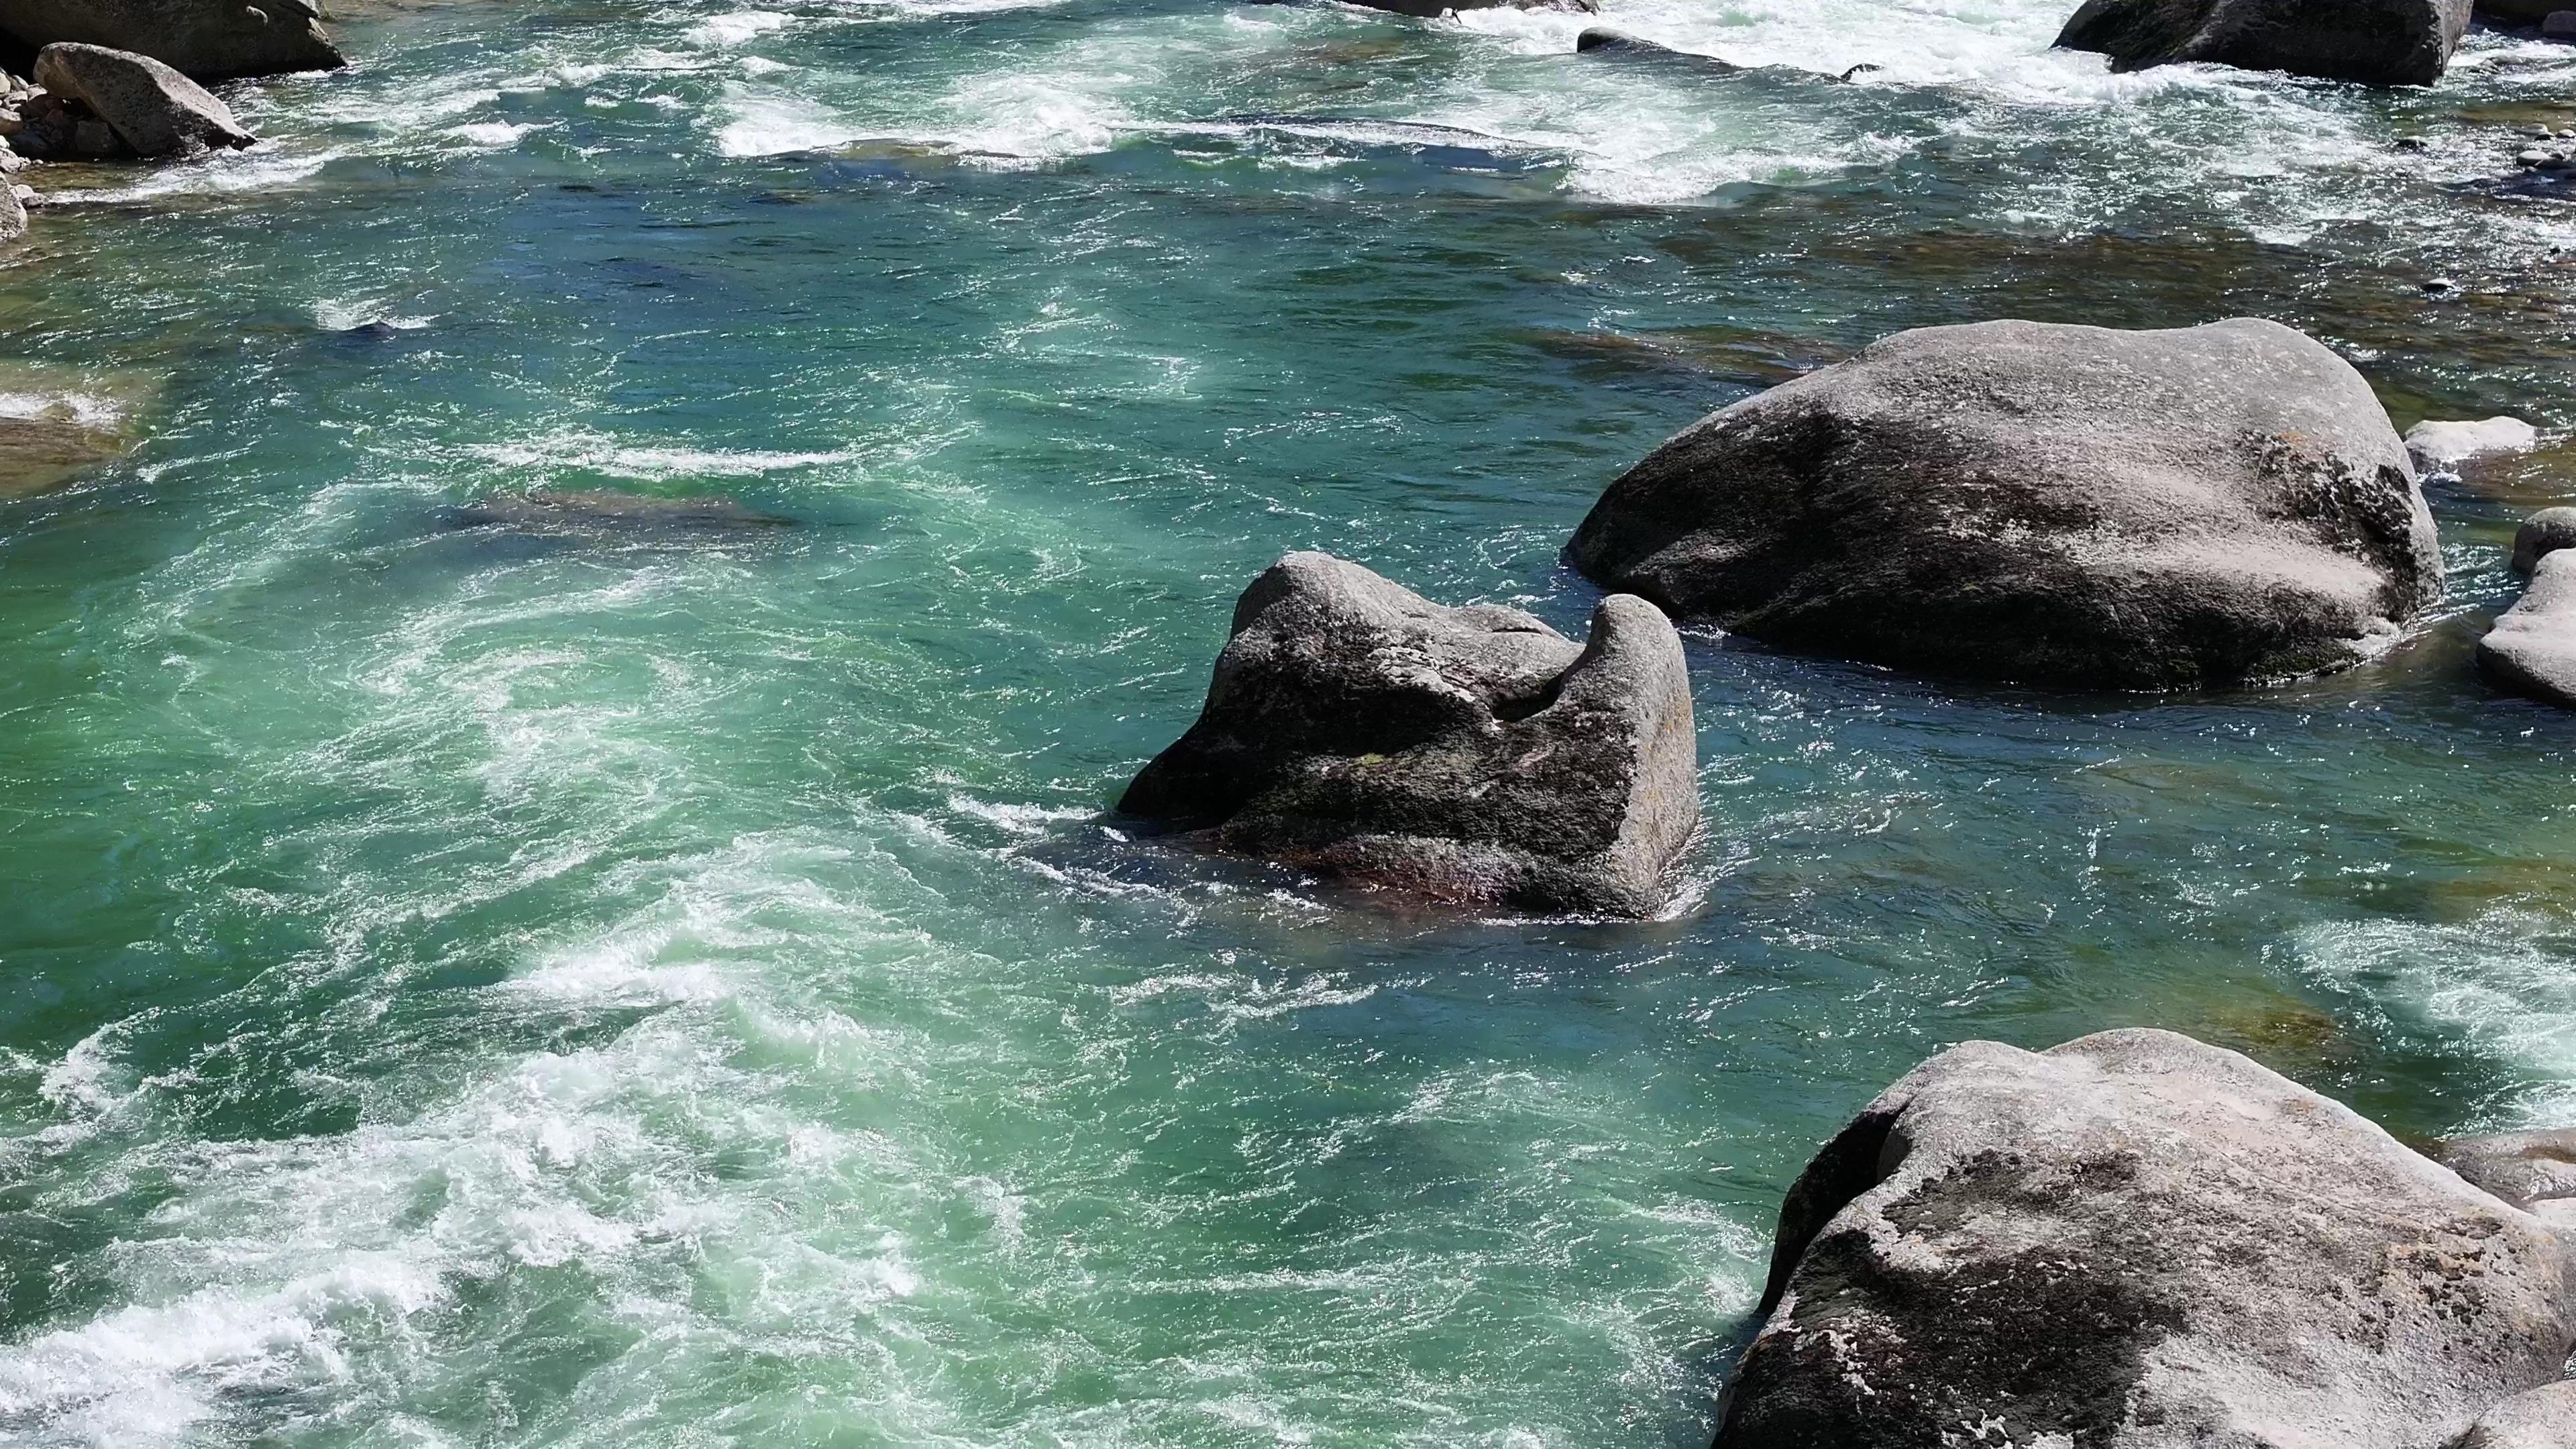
[2445,1381,2576,1448]
[32,43,251,157]
[2480,552,2576,709]
[2438,1129,2576,1234]
[1714,1029,2575,1449]
[1120,552,1697,917]
[1568,318,2442,690]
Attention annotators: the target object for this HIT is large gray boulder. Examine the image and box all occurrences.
[0,0,342,80]
[2447,1381,2576,1448]
[2436,1128,2576,1233]
[1567,318,2442,690]
[2057,0,2473,86]
[1715,1030,2575,1448]
[2477,0,2563,25]
[1120,553,1697,917]
[33,44,251,157]
[2480,552,2576,708]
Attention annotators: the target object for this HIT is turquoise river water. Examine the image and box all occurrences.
[4,1,2576,1444]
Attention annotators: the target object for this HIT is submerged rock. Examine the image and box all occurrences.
[2434,1128,2576,1231]
[0,377,143,499]
[1566,317,2441,690]
[1343,0,1593,15]
[1715,1028,2575,1448]
[2057,0,2472,85]
[1119,552,1697,917]
[2447,1381,2576,1448]
[0,0,343,80]
[2479,551,2576,708]
[2513,507,2576,574]
[33,44,252,157]
[2408,416,2540,476]
[451,489,795,535]
[1574,30,1741,69]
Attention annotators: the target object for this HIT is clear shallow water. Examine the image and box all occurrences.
[3,0,2576,1444]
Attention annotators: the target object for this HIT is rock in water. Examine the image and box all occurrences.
[1715,1029,2575,1448]
[0,178,21,242]
[1344,0,1593,15]
[0,0,343,80]
[1574,29,1746,70]
[32,44,252,157]
[2513,508,2576,575]
[2057,0,2473,85]
[2447,1382,2576,1448]
[1566,317,2441,690]
[2434,1128,2576,1232]
[1119,553,1697,917]
[2479,551,2576,708]
[2407,415,2540,475]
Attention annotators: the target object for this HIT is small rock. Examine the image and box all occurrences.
[33,44,254,158]
[2479,550,2576,708]
[2432,1127,2576,1229]
[1573,28,1744,69]
[2395,134,2430,150]
[0,184,22,243]
[2512,507,2576,574]
[2424,276,2461,294]
[1120,552,1699,917]
[2406,415,2540,473]
[2445,1381,2576,1448]
[2546,9,2576,39]
[2519,148,2553,166]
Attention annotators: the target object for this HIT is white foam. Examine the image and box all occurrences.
[464,430,853,480]
[311,299,435,332]
[442,120,550,149]
[0,388,124,427]
[2296,911,2576,1123]
[714,85,869,156]
[687,9,794,48]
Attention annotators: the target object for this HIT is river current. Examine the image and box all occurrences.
[2,1,2575,1444]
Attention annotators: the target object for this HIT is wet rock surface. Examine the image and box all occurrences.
[2057,0,2473,86]
[0,0,344,80]
[1567,317,2443,690]
[1119,552,1697,917]
[1715,1028,2576,1449]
